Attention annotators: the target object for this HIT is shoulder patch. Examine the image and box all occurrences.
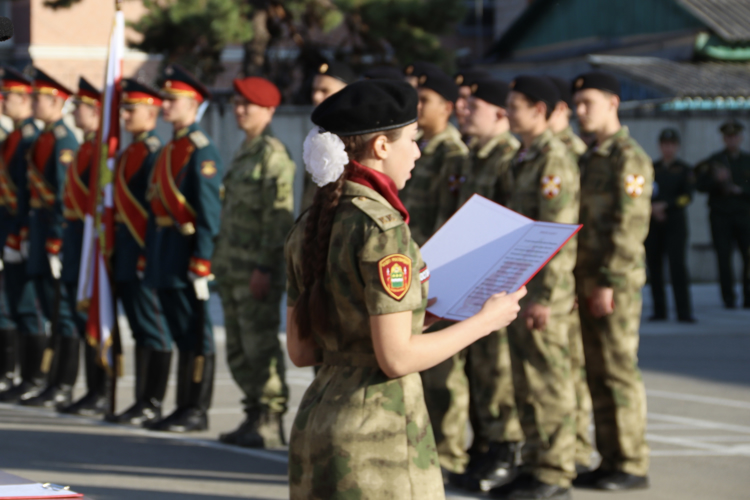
[624,174,646,198]
[54,125,68,140]
[145,135,161,153]
[351,196,405,232]
[189,130,210,149]
[541,175,562,199]
[200,160,217,178]
[378,254,412,301]
[59,149,75,165]
[22,124,36,139]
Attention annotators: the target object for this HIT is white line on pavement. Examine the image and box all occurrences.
[649,412,750,434]
[647,389,750,410]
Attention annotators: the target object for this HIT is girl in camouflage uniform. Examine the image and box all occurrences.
[284,80,526,499]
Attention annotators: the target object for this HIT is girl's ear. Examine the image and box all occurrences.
[372,134,389,160]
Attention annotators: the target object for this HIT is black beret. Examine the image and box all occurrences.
[311,80,418,137]
[509,75,559,110]
[545,76,572,108]
[417,66,459,103]
[362,66,404,81]
[720,119,744,135]
[470,79,510,108]
[316,61,356,85]
[572,71,621,97]
[659,128,681,143]
[454,68,491,87]
[403,61,440,78]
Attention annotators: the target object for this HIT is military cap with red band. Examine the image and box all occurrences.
[0,65,33,94]
[121,78,163,106]
[75,76,102,107]
[233,77,281,107]
[161,64,210,103]
[32,67,73,99]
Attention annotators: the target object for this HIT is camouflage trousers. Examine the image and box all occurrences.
[578,284,649,476]
[218,283,288,415]
[568,311,593,466]
[508,311,577,488]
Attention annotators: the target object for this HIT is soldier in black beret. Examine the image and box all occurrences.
[454,68,491,137]
[310,60,355,107]
[362,65,404,81]
[646,128,695,323]
[545,76,587,158]
[695,119,750,309]
[403,61,441,88]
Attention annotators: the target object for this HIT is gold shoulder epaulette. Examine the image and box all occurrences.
[54,125,67,139]
[188,130,210,149]
[145,135,161,153]
[22,124,36,139]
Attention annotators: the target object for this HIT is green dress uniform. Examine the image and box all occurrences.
[285,179,443,499]
[214,130,295,445]
[555,125,594,467]
[506,129,579,488]
[576,126,652,477]
[695,149,750,308]
[646,158,694,319]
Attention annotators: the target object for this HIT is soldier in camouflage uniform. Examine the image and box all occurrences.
[215,77,294,448]
[400,65,471,476]
[572,72,651,491]
[546,75,594,469]
[490,76,578,500]
[283,79,524,500]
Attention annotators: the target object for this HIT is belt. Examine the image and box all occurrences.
[322,350,380,368]
[155,215,173,227]
[30,198,43,208]
[63,208,80,221]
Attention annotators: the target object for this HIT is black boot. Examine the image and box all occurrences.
[463,441,521,492]
[0,329,16,392]
[491,474,570,499]
[0,335,47,403]
[111,348,171,426]
[21,336,80,409]
[59,343,108,416]
[149,353,214,433]
[219,407,286,448]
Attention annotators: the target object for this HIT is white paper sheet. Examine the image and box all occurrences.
[0,483,83,499]
[421,195,581,321]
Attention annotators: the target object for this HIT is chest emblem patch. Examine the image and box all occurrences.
[625,174,645,198]
[378,254,412,301]
[201,160,217,178]
[59,149,74,165]
[541,175,562,199]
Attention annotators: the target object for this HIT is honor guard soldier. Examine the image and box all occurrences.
[301,61,357,212]
[403,60,440,88]
[56,77,105,416]
[144,65,222,433]
[21,69,80,409]
[0,89,13,374]
[215,77,294,448]
[490,76,579,500]
[0,67,44,403]
[646,128,695,322]
[109,79,172,426]
[545,75,594,470]
[572,72,651,491]
[453,67,490,138]
[448,79,523,493]
[695,119,750,309]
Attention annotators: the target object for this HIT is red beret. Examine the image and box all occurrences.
[233,77,281,107]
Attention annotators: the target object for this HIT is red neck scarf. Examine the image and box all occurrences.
[348,161,410,224]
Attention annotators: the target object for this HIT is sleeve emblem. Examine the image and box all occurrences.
[419,265,430,283]
[59,149,74,165]
[625,174,645,198]
[200,160,217,178]
[378,254,412,301]
[541,175,562,199]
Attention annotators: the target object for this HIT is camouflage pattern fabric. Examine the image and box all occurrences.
[506,129,580,487]
[555,126,587,159]
[285,181,443,499]
[576,126,652,476]
[214,132,295,415]
[401,123,468,246]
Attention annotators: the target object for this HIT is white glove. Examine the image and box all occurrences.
[3,246,22,264]
[20,240,29,260]
[48,253,62,280]
[0,258,3,272]
[189,271,210,301]
[136,269,145,281]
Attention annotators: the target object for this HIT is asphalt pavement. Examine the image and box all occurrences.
[0,283,748,499]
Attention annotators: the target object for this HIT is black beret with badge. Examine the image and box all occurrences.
[719,119,744,135]
[659,128,681,143]
[545,75,573,108]
[362,65,404,81]
[509,75,560,110]
[403,61,441,78]
[571,71,621,97]
[316,60,357,85]
[311,79,418,136]
[417,65,459,103]
[470,79,510,108]
[454,67,491,87]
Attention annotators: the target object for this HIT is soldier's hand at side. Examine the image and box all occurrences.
[3,247,22,264]
[588,286,615,318]
[714,166,731,183]
[479,286,527,331]
[422,298,441,331]
[522,302,551,331]
[651,201,668,222]
[729,184,742,195]
[250,268,271,301]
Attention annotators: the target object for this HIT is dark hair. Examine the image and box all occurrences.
[293,127,404,341]
[522,94,554,120]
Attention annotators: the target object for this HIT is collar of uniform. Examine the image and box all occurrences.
[174,122,199,139]
[593,126,629,156]
[134,130,150,142]
[18,116,35,131]
[44,118,66,133]
[422,122,461,156]
[521,128,554,163]
[343,180,398,214]
[236,130,268,159]
[84,130,97,142]
[476,130,514,159]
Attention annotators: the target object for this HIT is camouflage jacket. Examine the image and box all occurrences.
[555,126,587,159]
[458,130,520,208]
[694,149,750,215]
[509,129,579,313]
[401,123,469,246]
[213,131,296,285]
[575,126,653,292]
